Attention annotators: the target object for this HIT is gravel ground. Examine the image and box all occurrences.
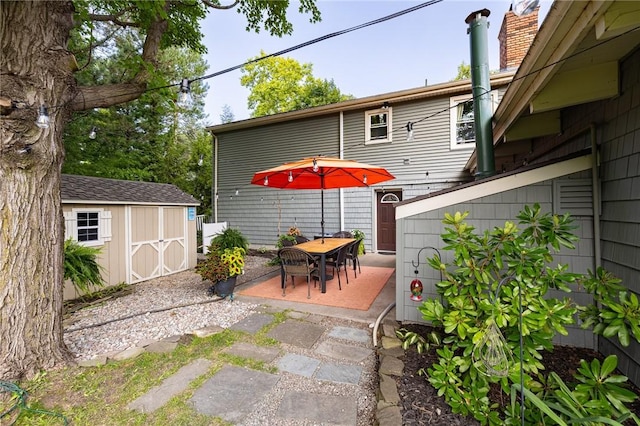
[63,255,277,361]
[61,255,378,426]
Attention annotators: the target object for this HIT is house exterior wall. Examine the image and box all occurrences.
[523,47,640,386]
[402,47,640,385]
[396,179,597,350]
[213,86,507,250]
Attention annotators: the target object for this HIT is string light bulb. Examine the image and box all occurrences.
[288,171,293,182]
[313,159,319,172]
[363,174,368,184]
[406,122,414,141]
[198,154,203,166]
[263,176,269,186]
[177,78,192,107]
[235,189,239,195]
[89,127,97,139]
[36,105,49,129]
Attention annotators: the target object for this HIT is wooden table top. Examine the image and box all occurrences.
[295,238,355,255]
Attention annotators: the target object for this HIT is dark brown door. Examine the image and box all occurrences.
[377,191,401,252]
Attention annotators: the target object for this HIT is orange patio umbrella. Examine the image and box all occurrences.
[251,156,395,241]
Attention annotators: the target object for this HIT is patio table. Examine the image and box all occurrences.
[295,238,355,293]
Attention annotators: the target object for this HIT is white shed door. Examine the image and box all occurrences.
[128,206,187,283]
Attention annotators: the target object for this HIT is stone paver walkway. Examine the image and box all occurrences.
[123,311,378,425]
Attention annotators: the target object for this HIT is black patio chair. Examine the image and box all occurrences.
[325,245,349,289]
[332,231,353,238]
[278,247,319,299]
[346,238,362,278]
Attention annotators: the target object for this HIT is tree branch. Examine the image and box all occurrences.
[201,0,239,10]
[88,13,139,28]
[71,82,147,111]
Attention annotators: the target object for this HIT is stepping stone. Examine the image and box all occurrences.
[276,390,357,425]
[315,340,373,362]
[190,365,279,424]
[128,358,212,413]
[112,346,145,361]
[267,320,325,349]
[145,341,178,354]
[223,342,280,363]
[229,313,274,334]
[329,326,370,343]
[277,353,320,377]
[315,363,363,385]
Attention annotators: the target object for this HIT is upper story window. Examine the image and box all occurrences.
[64,208,112,247]
[365,107,392,144]
[450,92,498,150]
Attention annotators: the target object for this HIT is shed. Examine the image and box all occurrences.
[61,174,200,300]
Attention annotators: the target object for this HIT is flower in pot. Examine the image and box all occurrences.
[196,241,246,300]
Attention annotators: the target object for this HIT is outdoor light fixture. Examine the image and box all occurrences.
[288,171,293,182]
[177,78,191,107]
[36,104,49,129]
[410,246,442,302]
[381,101,390,109]
[89,127,97,139]
[312,159,319,172]
[406,122,414,141]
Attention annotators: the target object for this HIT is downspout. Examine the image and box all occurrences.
[339,111,345,231]
[466,9,495,179]
[591,124,601,269]
[212,132,219,223]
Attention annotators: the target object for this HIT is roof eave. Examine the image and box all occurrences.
[206,72,515,133]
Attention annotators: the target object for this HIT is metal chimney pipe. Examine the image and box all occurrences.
[466,9,495,179]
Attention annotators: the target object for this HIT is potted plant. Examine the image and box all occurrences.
[352,229,365,255]
[196,227,248,299]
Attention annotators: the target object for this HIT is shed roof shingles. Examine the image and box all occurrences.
[61,174,199,205]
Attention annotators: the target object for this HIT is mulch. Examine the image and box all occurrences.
[395,323,640,425]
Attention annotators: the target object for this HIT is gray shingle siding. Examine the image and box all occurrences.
[396,181,596,349]
[212,83,509,250]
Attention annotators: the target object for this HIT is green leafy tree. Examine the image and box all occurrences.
[453,61,471,80]
[220,104,235,123]
[241,50,353,117]
[0,0,320,380]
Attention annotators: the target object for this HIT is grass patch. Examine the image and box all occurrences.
[4,328,277,425]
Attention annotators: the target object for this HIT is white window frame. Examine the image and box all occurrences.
[64,208,112,247]
[365,107,392,144]
[450,92,498,150]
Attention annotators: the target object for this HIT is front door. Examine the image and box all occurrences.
[377,191,401,252]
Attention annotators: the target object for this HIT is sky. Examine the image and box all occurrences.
[199,0,551,125]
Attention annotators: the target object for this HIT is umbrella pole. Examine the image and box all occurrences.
[321,189,325,243]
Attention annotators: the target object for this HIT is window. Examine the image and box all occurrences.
[365,107,392,144]
[77,212,99,242]
[64,208,111,246]
[450,92,498,149]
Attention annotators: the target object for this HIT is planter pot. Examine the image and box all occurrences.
[207,276,237,300]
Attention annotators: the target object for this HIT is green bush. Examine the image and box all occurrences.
[212,227,249,252]
[63,238,105,295]
[402,204,639,425]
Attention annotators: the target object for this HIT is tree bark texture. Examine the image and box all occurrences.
[1,1,76,380]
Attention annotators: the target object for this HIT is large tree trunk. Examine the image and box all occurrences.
[1,1,76,380]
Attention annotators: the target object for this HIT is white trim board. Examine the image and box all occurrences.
[396,155,592,220]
